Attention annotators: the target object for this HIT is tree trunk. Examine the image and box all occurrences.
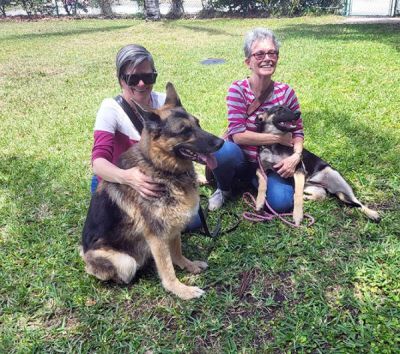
[167,0,184,18]
[144,0,160,20]
[20,0,33,17]
[97,0,113,17]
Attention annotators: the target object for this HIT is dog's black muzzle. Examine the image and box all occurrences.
[271,106,301,132]
[174,129,224,169]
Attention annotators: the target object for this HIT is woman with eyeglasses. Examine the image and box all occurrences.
[90,44,166,199]
[208,28,304,213]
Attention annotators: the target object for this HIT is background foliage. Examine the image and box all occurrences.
[205,0,343,16]
[1,0,344,17]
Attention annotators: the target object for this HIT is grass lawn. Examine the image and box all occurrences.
[1,15,400,352]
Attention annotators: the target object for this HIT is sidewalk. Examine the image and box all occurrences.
[342,16,400,24]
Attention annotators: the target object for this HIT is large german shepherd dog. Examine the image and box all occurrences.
[255,105,380,225]
[81,83,224,300]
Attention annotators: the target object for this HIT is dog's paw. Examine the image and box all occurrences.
[186,260,208,274]
[172,284,205,300]
[255,204,264,212]
[303,194,314,201]
[255,197,265,212]
[293,209,304,226]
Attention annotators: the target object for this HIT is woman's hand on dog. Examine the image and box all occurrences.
[277,133,294,147]
[123,167,166,199]
[274,154,301,178]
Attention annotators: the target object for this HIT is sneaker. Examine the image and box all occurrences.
[208,189,231,211]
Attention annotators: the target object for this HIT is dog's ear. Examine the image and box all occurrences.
[164,82,182,107]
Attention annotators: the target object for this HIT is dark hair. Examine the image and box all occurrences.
[116,44,156,84]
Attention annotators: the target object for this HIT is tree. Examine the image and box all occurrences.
[0,0,11,16]
[144,0,160,20]
[95,0,114,16]
[167,0,184,18]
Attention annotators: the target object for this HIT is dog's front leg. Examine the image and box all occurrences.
[293,171,305,226]
[170,235,208,274]
[146,234,205,300]
[255,168,267,211]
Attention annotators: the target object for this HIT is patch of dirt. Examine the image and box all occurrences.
[235,268,294,307]
[39,307,80,337]
[225,269,296,331]
[376,195,399,211]
[194,333,222,353]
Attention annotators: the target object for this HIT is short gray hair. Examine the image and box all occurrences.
[116,44,156,83]
[243,28,281,58]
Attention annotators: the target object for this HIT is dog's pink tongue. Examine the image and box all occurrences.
[199,154,218,170]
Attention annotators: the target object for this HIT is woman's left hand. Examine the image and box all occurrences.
[273,153,301,179]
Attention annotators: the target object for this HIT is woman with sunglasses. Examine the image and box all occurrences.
[90,44,202,231]
[208,28,304,213]
[90,44,166,199]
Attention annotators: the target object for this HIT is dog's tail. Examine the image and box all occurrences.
[321,167,380,222]
[81,247,137,284]
[360,205,380,222]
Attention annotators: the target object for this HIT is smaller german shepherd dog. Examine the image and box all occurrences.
[255,105,380,226]
[81,83,224,300]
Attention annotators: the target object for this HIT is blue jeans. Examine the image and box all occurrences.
[212,141,294,213]
[90,175,202,231]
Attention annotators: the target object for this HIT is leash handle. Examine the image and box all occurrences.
[242,192,315,227]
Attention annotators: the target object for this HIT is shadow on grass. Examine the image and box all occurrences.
[1,24,133,41]
[306,108,398,154]
[164,22,241,37]
[167,21,400,52]
[0,154,86,238]
[278,22,400,52]
[276,23,400,44]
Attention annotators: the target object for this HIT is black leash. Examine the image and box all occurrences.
[114,95,144,134]
[196,198,241,238]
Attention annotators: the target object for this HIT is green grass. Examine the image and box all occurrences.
[1,16,400,353]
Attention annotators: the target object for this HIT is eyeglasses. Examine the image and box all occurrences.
[122,72,158,86]
[251,50,279,61]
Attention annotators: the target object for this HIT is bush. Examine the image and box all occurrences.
[16,0,55,16]
[205,0,343,16]
[0,0,12,16]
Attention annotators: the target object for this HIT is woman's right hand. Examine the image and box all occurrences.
[122,166,165,199]
[278,132,293,147]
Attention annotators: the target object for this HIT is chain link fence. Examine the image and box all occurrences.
[2,0,205,17]
[2,0,347,18]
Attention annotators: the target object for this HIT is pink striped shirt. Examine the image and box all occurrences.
[226,79,304,163]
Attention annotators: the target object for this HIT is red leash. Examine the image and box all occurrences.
[242,157,315,228]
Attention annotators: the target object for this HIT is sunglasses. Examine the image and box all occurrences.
[122,72,158,86]
[251,50,279,61]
